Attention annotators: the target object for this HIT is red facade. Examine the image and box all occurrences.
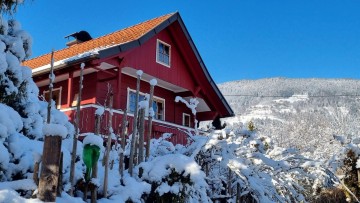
[25,12,234,145]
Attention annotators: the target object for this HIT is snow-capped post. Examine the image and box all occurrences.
[38,50,64,202]
[103,93,114,198]
[146,79,157,160]
[46,50,55,124]
[175,96,199,135]
[69,62,85,196]
[138,102,146,163]
[119,109,128,179]
[128,70,143,176]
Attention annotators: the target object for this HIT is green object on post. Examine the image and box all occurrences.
[83,144,100,182]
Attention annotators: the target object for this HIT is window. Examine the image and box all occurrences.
[43,87,62,109]
[127,89,165,120]
[183,113,191,127]
[156,39,171,67]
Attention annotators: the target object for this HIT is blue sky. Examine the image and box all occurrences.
[13,0,360,83]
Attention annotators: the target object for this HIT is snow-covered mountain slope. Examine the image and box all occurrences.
[218,78,360,160]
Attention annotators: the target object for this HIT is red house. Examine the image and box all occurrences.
[23,12,234,144]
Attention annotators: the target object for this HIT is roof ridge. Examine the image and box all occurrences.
[98,12,176,40]
[25,12,176,63]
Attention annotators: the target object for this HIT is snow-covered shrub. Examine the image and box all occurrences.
[136,154,211,203]
[186,127,334,202]
[311,188,347,203]
[148,133,176,158]
[326,136,360,202]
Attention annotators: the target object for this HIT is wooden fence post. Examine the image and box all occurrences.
[119,110,127,181]
[138,108,145,163]
[146,79,156,160]
[103,93,114,198]
[128,71,142,176]
[38,50,63,202]
[69,62,85,195]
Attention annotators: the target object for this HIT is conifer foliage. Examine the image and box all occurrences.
[0,0,26,13]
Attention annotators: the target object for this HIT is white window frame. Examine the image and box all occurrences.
[156,39,171,67]
[126,88,166,120]
[43,86,62,109]
[182,113,191,127]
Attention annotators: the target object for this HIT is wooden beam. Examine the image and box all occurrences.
[90,65,117,77]
[67,71,74,108]
[197,111,218,121]
[194,86,201,97]
[116,67,122,109]
[176,86,201,98]
[100,57,124,67]
[176,91,193,97]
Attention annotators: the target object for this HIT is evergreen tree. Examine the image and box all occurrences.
[0,0,26,13]
[0,17,45,139]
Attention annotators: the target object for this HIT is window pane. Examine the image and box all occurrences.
[157,41,170,66]
[129,92,136,113]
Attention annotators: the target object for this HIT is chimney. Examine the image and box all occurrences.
[65,31,92,47]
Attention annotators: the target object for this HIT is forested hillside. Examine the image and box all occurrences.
[219,78,360,160]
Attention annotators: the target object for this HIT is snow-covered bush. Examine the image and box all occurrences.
[185,127,334,202]
[136,154,211,203]
[325,135,360,202]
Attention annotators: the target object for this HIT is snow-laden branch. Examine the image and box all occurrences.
[175,96,198,115]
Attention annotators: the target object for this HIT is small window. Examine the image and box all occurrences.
[44,87,62,109]
[183,113,191,127]
[156,39,171,67]
[127,89,165,120]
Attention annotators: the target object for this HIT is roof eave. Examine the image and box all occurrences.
[32,54,99,76]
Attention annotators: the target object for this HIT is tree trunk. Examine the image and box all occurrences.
[138,108,145,163]
[146,84,155,160]
[103,93,113,198]
[69,63,85,195]
[228,168,232,196]
[119,110,127,180]
[38,136,62,202]
[128,74,141,176]
[236,183,240,203]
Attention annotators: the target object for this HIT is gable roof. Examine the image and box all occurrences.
[23,12,175,69]
[24,12,234,118]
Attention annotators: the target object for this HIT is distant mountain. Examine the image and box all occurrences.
[218,78,360,160]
